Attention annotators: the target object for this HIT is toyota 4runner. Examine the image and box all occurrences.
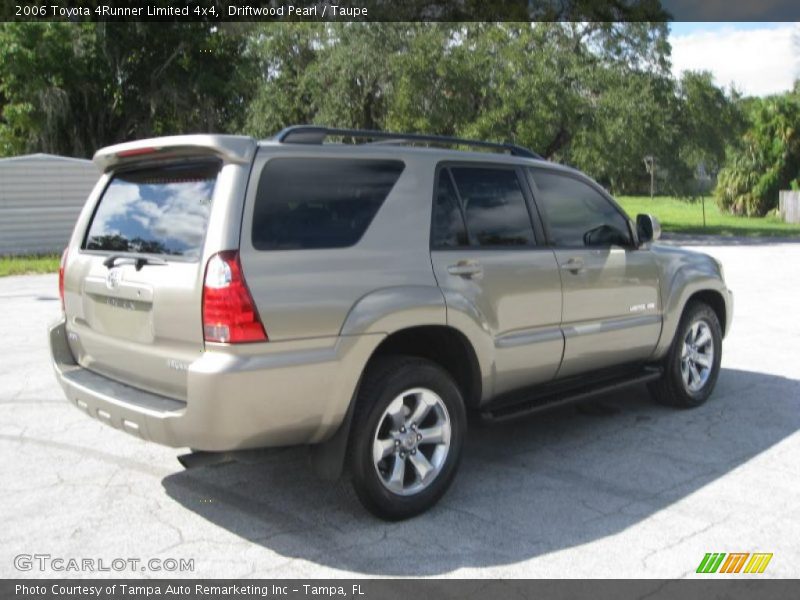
[50,126,733,519]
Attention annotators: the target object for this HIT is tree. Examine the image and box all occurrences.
[243,20,681,196]
[675,71,744,181]
[242,23,322,137]
[2,19,742,201]
[716,89,800,215]
[0,23,257,157]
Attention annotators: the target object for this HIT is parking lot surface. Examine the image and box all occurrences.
[1,239,799,578]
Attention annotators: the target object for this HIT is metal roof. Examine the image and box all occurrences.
[0,153,93,165]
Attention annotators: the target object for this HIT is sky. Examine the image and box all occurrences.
[669,22,798,97]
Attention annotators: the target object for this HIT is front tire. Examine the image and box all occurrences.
[649,301,722,408]
[349,356,466,520]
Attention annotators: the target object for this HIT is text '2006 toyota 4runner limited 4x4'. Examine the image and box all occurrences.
[50,126,732,519]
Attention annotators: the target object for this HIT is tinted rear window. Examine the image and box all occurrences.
[252,158,405,250]
[83,161,219,259]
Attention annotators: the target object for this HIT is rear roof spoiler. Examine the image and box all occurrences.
[93,135,257,172]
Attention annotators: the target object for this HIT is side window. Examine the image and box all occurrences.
[449,167,536,247]
[431,171,469,248]
[531,170,631,248]
[252,158,404,250]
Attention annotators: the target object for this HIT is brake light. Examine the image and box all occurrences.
[58,247,68,312]
[116,147,158,158]
[202,251,267,343]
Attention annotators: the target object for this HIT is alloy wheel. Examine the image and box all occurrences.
[372,387,452,496]
[680,320,714,393]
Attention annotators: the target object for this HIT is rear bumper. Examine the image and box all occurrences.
[49,319,382,451]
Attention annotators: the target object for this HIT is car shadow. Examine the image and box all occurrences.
[162,368,799,576]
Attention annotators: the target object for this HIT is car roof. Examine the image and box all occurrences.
[93,132,587,181]
[256,138,584,175]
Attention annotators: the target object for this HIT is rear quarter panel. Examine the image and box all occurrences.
[238,146,444,341]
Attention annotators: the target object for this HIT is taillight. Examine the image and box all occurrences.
[58,247,68,312]
[202,251,267,343]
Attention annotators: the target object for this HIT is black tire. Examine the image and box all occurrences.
[649,301,722,408]
[348,356,466,520]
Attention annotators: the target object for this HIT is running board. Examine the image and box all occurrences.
[481,366,663,423]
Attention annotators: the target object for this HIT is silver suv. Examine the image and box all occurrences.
[50,126,732,519]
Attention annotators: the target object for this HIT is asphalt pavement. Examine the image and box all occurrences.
[1,239,798,578]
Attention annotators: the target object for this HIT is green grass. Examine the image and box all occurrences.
[616,196,800,237]
[0,254,61,277]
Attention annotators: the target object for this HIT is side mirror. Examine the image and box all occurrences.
[583,224,630,247]
[636,214,661,244]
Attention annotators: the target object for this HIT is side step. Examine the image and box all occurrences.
[481,366,663,423]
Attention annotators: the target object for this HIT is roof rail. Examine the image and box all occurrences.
[273,125,542,159]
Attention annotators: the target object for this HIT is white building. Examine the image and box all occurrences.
[0,153,98,256]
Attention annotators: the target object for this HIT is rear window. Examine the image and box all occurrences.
[83,161,220,259]
[252,158,405,250]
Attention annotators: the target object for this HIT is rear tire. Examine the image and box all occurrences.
[348,356,466,520]
[649,301,722,408]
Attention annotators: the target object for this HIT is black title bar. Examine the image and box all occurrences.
[4,579,800,600]
[2,0,800,22]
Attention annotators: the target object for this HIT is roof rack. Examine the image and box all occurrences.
[273,125,542,159]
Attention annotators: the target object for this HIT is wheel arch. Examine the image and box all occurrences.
[685,289,728,336]
[310,324,482,481]
[366,325,483,410]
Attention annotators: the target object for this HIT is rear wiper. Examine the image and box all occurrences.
[103,255,168,271]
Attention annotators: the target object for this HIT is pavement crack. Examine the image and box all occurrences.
[640,514,729,570]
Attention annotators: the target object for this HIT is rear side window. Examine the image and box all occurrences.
[252,158,405,250]
[448,167,536,247]
[83,161,219,259]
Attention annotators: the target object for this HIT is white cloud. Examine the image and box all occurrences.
[90,179,213,257]
[670,25,798,97]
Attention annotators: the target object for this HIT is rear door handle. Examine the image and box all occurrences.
[561,257,585,274]
[447,261,483,279]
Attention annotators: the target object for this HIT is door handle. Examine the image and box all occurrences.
[447,261,483,279]
[561,257,585,274]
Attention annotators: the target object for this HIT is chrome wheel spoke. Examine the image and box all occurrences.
[681,360,691,385]
[408,451,434,483]
[373,437,396,464]
[388,455,405,489]
[694,353,712,368]
[689,362,702,385]
[406,392,433,426]
[695,329,712,348]
[386,396,406,431]
[418,424,448,445]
